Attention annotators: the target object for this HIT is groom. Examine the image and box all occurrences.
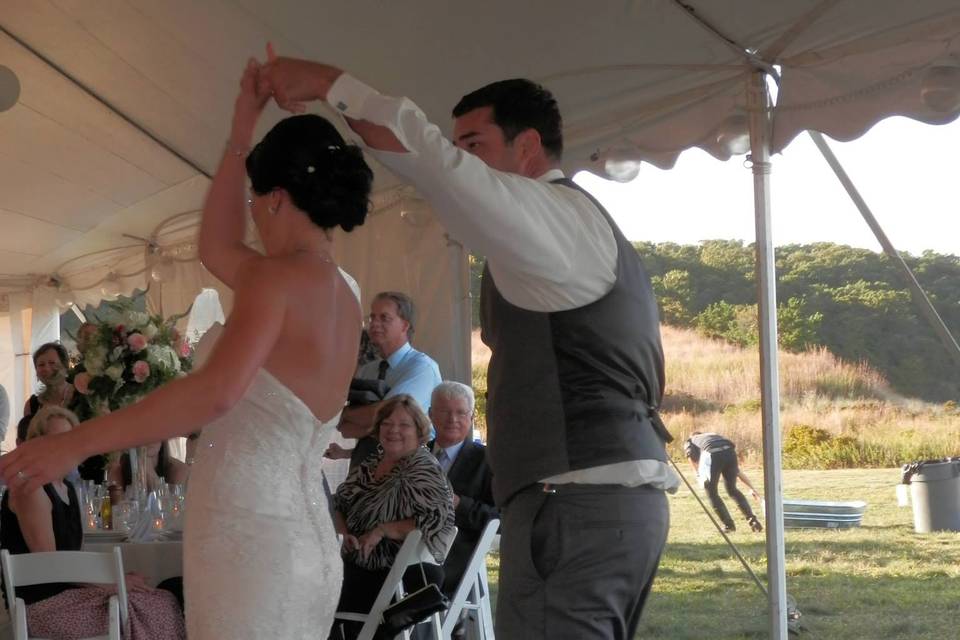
[258,51,677,640]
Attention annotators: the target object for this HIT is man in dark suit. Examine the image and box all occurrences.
[427,381,498,599]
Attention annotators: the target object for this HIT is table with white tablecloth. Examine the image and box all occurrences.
[82,540,183,586]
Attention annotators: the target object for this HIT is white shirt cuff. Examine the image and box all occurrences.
[326,73,381,118]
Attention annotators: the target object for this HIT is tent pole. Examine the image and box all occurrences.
[808,131,960,369]
[747,70,788,640]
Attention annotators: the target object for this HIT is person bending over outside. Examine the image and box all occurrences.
[684,431,763,533]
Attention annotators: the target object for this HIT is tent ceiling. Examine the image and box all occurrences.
[2,0,959,292]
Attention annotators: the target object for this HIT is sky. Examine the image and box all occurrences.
[575,116,960,257]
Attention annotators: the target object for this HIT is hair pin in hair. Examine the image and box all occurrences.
[327,145,341,151]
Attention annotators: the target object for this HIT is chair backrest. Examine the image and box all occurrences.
[335,527,456,640]
[416,526,458,566]
[442,518,501,638]
[1,548,129,624]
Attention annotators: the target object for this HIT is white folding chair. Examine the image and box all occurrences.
[1,548,128,640]
[440,519,499,640]
[334,527,457,640]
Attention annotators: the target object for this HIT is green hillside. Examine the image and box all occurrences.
[471,324,959,468]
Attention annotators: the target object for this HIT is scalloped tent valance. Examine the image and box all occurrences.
[1,5,959,636]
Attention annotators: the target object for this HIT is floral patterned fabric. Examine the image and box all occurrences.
[26,585,185,640]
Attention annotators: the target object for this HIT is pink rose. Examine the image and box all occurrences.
[178,339,192,358]
[132,360,150,383]
[74,372,91,395]
[127,333,148,353]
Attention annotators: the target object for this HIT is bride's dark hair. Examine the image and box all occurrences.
[246,114,373,232]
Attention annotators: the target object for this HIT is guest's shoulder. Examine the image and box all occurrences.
[406,347,440,368]
[400,447,444,476]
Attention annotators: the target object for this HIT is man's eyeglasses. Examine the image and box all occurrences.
[433,409,472,420]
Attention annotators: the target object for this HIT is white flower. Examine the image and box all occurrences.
[146,344,181,374]
[105,363,125,381]
[141,323,158,341]
[84,345,108,376]
[123,310,150,328]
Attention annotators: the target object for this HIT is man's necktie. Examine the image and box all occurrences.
[436,448,451,474]
[377,359,389,381]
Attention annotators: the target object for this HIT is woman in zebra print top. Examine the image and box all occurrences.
[332,394,454,636]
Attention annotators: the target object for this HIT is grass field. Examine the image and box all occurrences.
[486,468,960,639]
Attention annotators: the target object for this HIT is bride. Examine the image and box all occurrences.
[0,59,373,639]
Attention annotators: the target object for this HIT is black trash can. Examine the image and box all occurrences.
[901,459,960,533]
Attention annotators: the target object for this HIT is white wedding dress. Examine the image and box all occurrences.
[183,323,342,639]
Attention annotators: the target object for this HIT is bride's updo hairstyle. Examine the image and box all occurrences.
[246,114,373,232]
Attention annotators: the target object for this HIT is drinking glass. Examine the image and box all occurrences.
[113,501,138,534]
[89,496,104,529]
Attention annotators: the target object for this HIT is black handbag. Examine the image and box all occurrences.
[348,377,390,406]
[376,564,449,638]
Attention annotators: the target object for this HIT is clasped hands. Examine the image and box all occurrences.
[342,524,387,560]
[235,43,342,119]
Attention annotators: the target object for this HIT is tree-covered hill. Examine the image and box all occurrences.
[470,241,960,401]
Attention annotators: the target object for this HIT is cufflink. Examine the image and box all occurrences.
[336,101,348,112]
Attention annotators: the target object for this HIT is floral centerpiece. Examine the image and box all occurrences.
[69,298,194,496]
[72,301,193,421]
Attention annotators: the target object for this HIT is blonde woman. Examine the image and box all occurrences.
[2,406,185,638]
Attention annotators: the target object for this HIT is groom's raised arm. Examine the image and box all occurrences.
[258,57,406,153]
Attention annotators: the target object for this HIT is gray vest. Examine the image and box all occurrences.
[480,178,671,505]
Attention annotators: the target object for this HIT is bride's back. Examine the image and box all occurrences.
[236,114,374,421]
[260,255,361,422]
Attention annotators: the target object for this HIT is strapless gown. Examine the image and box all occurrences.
[183,324,342,639]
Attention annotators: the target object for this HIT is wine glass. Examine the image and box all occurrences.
[113,501,138,535]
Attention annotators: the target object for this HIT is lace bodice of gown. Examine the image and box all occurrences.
[183,323,343,639]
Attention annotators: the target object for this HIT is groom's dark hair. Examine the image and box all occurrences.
[453,78,563,161]
[246,115,373,232]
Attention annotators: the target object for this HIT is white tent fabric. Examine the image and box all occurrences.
[2,0,959,301]
[2,2,960,635]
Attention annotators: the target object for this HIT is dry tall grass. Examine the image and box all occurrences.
[470,326,960,466]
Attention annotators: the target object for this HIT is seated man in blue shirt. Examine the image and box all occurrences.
[329,291,441,464]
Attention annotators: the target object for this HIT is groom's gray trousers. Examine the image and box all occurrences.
[495,483,669,640]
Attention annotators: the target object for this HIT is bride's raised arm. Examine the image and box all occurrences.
[199,59,269,288]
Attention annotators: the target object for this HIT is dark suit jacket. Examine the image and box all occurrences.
[428,438,498,595]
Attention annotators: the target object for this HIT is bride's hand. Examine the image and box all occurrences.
[0,431,84,495]
[231,58,270,138]
[257,43,340,114]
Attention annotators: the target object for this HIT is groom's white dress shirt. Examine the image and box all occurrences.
[328,74,678,493]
